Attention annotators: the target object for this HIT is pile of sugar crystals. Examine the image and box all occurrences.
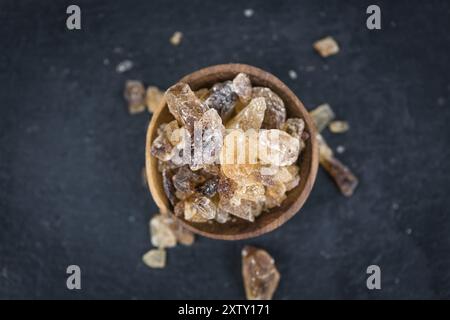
[151,73,309,224]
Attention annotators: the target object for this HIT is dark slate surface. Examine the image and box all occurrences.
[0,0,449,299]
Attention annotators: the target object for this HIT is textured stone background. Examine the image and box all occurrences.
[0,0,449,299]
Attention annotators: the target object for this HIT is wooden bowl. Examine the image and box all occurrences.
[145,64,318,240]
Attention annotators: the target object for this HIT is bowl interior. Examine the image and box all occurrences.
[146,64,318,240]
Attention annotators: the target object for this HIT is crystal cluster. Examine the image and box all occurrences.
[151,73,308,224]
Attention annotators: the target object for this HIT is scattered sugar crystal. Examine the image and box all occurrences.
[242,246,280,300]
[336,145,345,154]
[317,134,358,197]
[313,36,340,57]
[146,86,164,113]
[150,215,177,248]
[329,120,349,133]
[244,9,254,18]
[310,103,335,132]
[170,31,183,46]
[163,213,195,246]
[116,60,134,73]
[124,80,145,114]
[142,249,166,269]
[288,70,298,80]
